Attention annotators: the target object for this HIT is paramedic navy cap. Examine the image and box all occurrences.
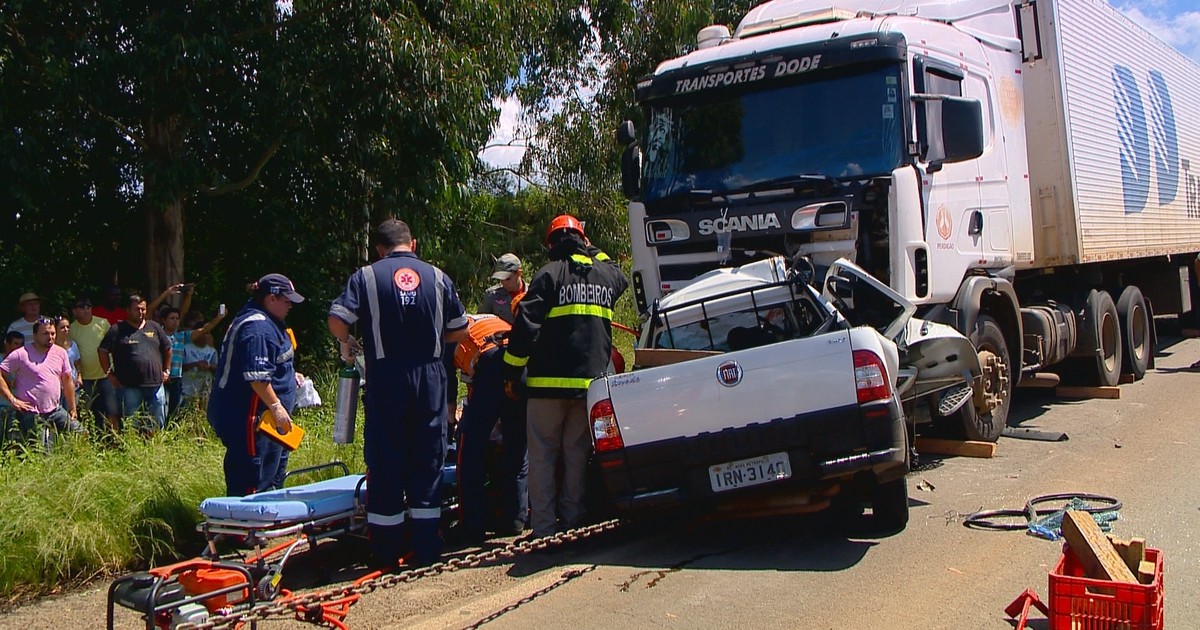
[257,273,305,303]
[491,253,523,280]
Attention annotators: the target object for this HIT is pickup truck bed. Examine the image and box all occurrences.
[591,327,907,518]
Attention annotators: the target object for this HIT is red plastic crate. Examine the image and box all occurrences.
[1048,546,1164,630]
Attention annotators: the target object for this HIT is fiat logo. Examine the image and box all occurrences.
[716,361,743,387]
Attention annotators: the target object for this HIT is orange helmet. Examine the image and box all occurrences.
[545,214,585,245]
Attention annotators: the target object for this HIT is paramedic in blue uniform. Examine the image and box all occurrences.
[328,219,468,568]
[208,274,303,497]
[502,215,628,539]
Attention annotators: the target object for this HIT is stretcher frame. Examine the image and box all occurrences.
[108,462,368,629]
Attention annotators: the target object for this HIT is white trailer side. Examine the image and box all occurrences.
[1024,0,1200,268]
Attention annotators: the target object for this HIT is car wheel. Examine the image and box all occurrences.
[870,476,909,531]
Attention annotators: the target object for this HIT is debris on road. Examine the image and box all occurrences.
[1001,427,1069,442]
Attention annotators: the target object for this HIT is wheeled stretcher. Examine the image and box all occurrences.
[108,461,459,629]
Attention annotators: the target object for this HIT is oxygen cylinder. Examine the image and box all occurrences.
[333,364,360,444]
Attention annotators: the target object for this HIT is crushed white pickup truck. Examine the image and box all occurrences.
[587,256,981,529]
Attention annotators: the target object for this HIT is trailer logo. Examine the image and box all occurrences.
[716,361,743,387]
[1111,65,1179,214]
[935,205,953,240]
[1186,160,1200,219]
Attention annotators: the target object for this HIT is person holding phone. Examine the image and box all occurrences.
[208,274,303,496]
[161,297,227,421]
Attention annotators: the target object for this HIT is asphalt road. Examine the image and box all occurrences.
[9,331,1200,630]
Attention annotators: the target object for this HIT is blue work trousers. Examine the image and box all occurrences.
[363,360,448,566]
[219,424,288,497]
[457,348,528,537]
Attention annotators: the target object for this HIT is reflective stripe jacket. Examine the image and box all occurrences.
[503,239,628,399]
[208,301,297,438]
[329,251,468,372]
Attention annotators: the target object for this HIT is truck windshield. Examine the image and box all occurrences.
[642,64,905,201]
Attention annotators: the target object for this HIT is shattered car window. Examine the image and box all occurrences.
[654,297,823,352]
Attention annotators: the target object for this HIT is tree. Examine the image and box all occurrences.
[1,0,595,297]
[507,0,759,234]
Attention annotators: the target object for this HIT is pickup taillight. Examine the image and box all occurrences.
[853,349,891,404]
[590,398,624,452]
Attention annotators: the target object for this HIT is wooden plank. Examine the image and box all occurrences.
[1061,510,1138,583]
[1017,372,1061,388]
[1125,538,1146,571]
[1118,373,1135,385]
[1137,560,1156,585]
[634,348,722,368]
[1056,385,1121,400]
[1181,328,1200,338]
[914,437,996,458]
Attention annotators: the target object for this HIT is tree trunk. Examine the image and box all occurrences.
[143,113,188,300]
[145,196,185,299]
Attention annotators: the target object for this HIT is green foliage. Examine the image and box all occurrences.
[0,0,603,333]
[0,372,364,598]
[514,0,759,211]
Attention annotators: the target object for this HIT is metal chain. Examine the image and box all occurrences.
[176,518,622,630]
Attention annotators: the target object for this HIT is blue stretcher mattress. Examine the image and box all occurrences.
[198,465,458,524]
[199,474,367,523]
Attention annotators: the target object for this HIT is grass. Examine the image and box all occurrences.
[0,293,641,602]
[0,369,365,601]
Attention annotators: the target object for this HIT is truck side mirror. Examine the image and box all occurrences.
[617,120,643,200]
[617,120,637,146]
[919,96,985,167]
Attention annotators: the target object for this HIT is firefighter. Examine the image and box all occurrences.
[452,314,528,543]
[328,219,468,568]
[502,215,628,539]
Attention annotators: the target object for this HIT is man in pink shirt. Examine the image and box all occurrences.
[0,317,82,448]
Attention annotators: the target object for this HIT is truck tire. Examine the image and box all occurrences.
[1079,289,1122,386]
[957,315,1012,442]
[1116,286,1149,380]
[870,476,909,531]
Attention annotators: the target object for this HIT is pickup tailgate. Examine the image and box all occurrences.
[598,330,859,448]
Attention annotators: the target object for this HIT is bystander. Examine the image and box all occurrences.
[0,318,82,450]
[7,293,43,344]
[98,296,171,433]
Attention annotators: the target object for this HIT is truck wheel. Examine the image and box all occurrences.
[958,315,1011,442]
[1079,289,1122,386]
[870,476,909,531]
[1116,286,1149,380]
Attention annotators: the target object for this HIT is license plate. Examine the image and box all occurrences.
[708,452,792,493]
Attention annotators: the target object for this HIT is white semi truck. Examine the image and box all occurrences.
[616,0,1200,441]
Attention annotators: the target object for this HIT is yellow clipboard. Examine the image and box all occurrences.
[259,409,305,451]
